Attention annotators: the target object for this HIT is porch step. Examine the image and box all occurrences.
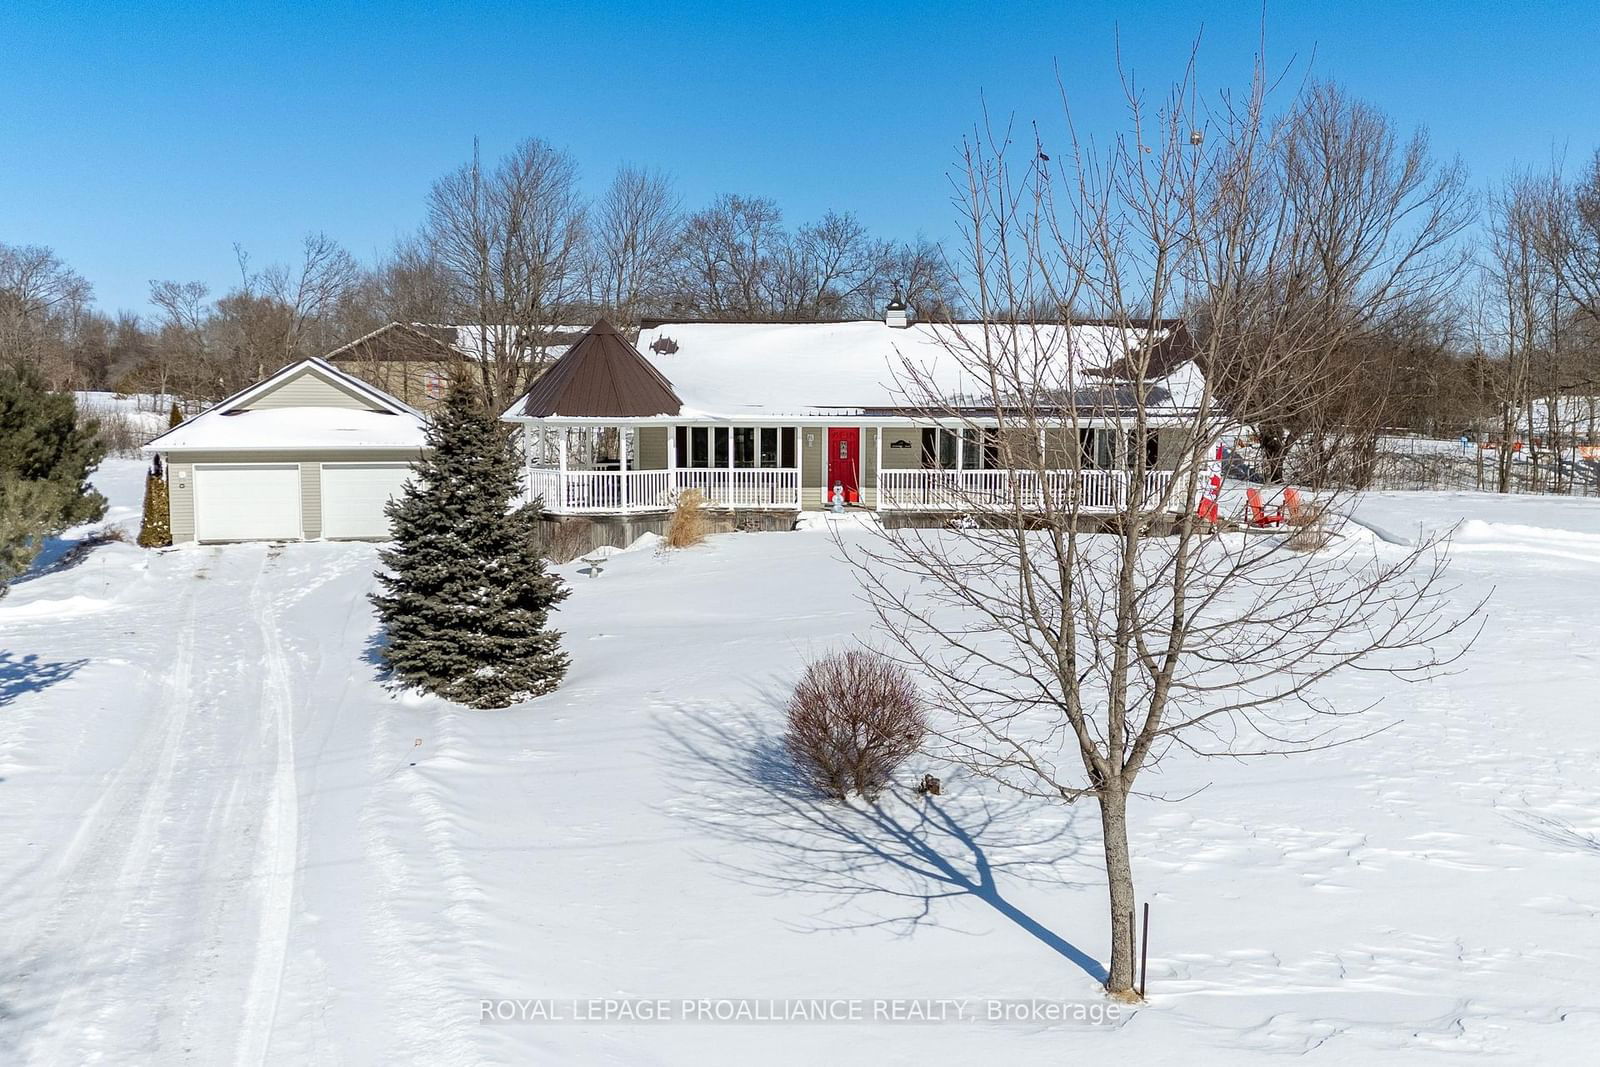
[793,511,884,533]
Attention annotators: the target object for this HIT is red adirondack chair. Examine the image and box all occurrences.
[1246,488,1284,527]
[1283,487,1307,525]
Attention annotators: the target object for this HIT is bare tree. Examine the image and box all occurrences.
[773,210,891,317]
[845,55,1477,1001]
[147,279,211,399]
[0,243,94,384]
[675,193,785,318]
[1208,81,1472,486]
[587,164,680,324]
[425,137,588,409]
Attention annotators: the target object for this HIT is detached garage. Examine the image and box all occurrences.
[144,357,428,544]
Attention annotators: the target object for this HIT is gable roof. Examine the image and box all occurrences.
[518,319,683,418]
[143,357,428,453]
[323,321,590,364]
[322,321,460,363]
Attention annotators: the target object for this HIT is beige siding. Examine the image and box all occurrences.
[161,448,421,543]
[331,357,451,411]
[301,462,322,538]
[168,461,196,543]
[880,428,921,470]
[799,426,825,509]
[243,368,387,412]
[636,426,668,470]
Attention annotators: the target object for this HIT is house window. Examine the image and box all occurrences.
[920,428,996,469]
[689,425,797,468]
[1079,428,1118,469]
[733,427,756,467]
[1125,430,1159,468]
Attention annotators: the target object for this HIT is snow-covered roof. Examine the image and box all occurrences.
[424,323,588,364]
[617,320,1204,420]
[322,322,590,365]
[144,357,427,453]
[146,406,426,451]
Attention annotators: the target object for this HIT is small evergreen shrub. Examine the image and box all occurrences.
[785,650,928,801]
[136,464,172,547]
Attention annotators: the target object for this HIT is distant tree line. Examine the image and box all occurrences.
[4,101,1600,478]
[0,145,959,409]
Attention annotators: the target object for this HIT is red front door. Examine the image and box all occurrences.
[827,427,861,503]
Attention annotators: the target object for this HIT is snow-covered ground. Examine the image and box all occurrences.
[2,463,1599,1063]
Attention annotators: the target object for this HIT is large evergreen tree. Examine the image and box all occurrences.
[371,383,569,708]
[0,365,106,593]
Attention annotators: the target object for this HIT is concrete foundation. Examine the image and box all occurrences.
[536,510,799,558]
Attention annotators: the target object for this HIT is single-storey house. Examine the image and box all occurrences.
[501,309,1205,517]
[324,321,588,410]
[142,357,428,543]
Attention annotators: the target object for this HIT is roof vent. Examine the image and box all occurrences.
[649,335,679,355]
[885,298,913,329]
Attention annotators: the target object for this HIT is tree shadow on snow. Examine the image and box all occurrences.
[1503,809,1600,856]
[9,530,124,589]
[657,700,1107,983]
[0,652,88,711]
[361,626,389,672]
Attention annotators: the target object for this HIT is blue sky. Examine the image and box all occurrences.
[2,1,1597,315]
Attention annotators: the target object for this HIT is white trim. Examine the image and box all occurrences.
[144,356,423,453]
[826,426,863,500]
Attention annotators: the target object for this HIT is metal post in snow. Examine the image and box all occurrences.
[1139,902,1149,999]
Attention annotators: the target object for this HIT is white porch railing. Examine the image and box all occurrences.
[675,469,801,509]
[527,467,800,514]
[528,466,1175,515]
[877,469,1177,512]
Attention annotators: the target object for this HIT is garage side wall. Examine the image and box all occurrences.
[163,449,423,543]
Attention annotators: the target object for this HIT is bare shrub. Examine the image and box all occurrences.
[785,650,928,800]
[1285,509,1335,552]
[83,409,150,456]
[665,488,709,549]
[541,519,592,563]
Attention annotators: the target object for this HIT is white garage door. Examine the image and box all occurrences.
[320,463,413,540]
[194,464,302,542]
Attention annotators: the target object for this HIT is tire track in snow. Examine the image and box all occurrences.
[234,557,302,1066]
[5,550,206,1063]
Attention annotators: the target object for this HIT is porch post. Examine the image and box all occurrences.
[619,424,630,511]
[874,424,884,510]
[955,424,965,471]
[556,426,568,512]
[666,423,677,499]
[795,425,805,510]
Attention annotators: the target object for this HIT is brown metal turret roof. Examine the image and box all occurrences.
[518,319,683,418]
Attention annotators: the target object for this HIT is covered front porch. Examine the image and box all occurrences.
[519,421,1185,516]
[523,424,802,514]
